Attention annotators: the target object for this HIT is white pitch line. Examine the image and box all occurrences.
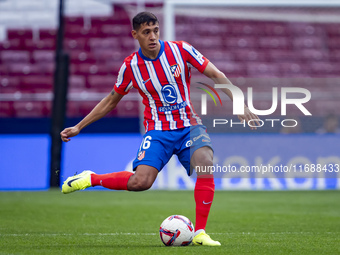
[0,232,336,237]
[0,233,157,237]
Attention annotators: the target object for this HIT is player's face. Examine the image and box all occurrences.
[132,22,160,59]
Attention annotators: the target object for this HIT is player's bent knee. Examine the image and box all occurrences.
[127,165,158,191]
[127,169,157,191]
[195,159,214,176]
[192,147,213,167]
[195,156,213,168]
[131,179,153,191]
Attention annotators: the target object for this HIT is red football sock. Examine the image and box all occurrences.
[194,175,215,231]
[91,171,133,190]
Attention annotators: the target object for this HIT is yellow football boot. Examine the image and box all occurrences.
[192,231,221,246]
[62,170,94,194]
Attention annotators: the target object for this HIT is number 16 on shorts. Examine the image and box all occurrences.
[138,136,152,160]
[140,135,152,150]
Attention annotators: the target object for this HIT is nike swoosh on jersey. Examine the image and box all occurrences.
[142,78,151,84]
[67,177,81,187]
[203,201,212,205]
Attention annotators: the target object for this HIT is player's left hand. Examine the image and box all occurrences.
[237,106,261,130]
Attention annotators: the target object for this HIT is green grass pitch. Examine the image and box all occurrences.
[0,190,339,255]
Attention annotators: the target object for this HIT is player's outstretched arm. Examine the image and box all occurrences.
[60,90,124,142]
[203,62,260,130]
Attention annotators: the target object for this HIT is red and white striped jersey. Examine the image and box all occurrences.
[114,40,209,132]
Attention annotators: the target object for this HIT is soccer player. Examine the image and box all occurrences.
[61,12,259,246]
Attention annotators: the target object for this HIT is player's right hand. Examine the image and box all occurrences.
[60,126,80,142]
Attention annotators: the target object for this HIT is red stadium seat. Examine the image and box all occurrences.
[65,16,84,26]
[120,37,136,51]
[65,25,100,38]
[87,75,116,89]
[21,76,53,89]
[190,36,223,50]
[100,24,132,36]
[88,37,120,50]
[64,38,88,50]
[247,62,280,76]
[279,62,310,76]
[325,24,340,37]
[196,23,228,36]
[8,63,41,75]
[0,64,9,75]
[73,63,112,75]
[213,61,247,76]
[69,75,86,89]
[66,101,81,117]
[91,16,131,27]
[0,87,21,94]
[32,50,55,63]
[0,76,20,89]
[329,50,340,61]
[234,49,267,62]
[106,61,121,75]
[268,49,298,61]
[0,39,23,50]
[0,101,14,117]
[258,37,290,49]
[230,23,261,36]
[78,100,117,116]
[68,50,96,64]
[0,51,30,63]
[299,49,329,61]
[289,23,323,36]
[13,101,51,117]
[37,62,55,74]
[327,37,340,49]
[39,29,57,39]
[24,39,56,50]
[309,62,340,75]
[293,36,324,49]
[7,29,33,40]
[225,36,258,49]
[200,49,234,62]
[92,49,123,62]
[116,100,139,117]
[263,23,289,36]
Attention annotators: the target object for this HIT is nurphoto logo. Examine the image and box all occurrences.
[200,83,312,128]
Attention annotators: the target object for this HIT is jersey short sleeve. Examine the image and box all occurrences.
[181,41,209,73]
[114,62,133,95]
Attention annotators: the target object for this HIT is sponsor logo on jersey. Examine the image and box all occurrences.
[193,133,210,142]
[161,84,178,104]
[191,46,204,62]
[158,101,187,112]
[186,140,193,147]
[170,64,182,78]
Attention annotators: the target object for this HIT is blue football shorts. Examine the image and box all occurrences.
[132,125,213,175]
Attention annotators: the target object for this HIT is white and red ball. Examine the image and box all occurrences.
[159,215,194,246]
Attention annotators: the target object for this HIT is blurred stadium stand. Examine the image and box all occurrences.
[0,0,141,132]
[0,1,339,133]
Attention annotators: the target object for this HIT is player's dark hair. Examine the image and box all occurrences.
[132,12,158,31]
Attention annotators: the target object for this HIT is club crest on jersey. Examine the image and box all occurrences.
[138,151,145,160]
[170,64,181,78]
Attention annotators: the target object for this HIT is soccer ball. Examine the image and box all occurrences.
[159,215,194,246]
